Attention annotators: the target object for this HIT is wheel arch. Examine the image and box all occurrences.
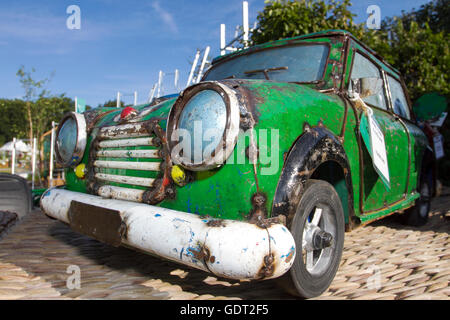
[271,124,357,231]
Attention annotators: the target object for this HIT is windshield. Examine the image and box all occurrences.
[204,43,329,82]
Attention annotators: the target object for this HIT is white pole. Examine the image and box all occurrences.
[31,137,37,189]
[174,69,179,90]
[234,25,240,38]
[11,137,16,175]
[197,46,210,83]
[220,24,226,55]
[116,91,121,108]
[157,70,164,98]
[243,1,249,47]
[75,96,78,112]
[49,122,55,187]
[187,50,200,87]
[148,83,157,103]
[134,91,138,106]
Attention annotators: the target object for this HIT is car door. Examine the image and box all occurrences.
[385,73,426,196]
[348,49,410,213]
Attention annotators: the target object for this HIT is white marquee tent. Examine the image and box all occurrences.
[0,140,32,153]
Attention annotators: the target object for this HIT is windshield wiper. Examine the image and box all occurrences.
[243,66,288,80]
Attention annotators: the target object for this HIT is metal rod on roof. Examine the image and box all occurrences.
[134,91,138,106]
[116,92,121,108]
[243,1,249,47]
[157,70,164,98]
[220,24,226,56]
[197,46,210,83]
[174,69,179,90]
[187,50,200,87]
[148,83,157,103]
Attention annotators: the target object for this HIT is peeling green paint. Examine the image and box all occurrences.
[63,30,428,227]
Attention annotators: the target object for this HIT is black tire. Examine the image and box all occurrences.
[0,173,32,219]
[403,171,432,227]
[280,179,345,298]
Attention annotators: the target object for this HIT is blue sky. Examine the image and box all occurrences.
[1,0,431,107]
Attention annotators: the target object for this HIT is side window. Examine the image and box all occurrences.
[350,52,387,110]
[387,75,411,120]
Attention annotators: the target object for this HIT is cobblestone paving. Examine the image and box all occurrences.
[0,192,448,300]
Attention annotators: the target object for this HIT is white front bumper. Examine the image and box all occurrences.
[40,188,296,280]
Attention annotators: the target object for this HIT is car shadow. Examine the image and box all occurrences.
[367,203,449,235]
[44,221,297,300]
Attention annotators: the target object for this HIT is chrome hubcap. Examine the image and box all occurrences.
[302,206,336,276]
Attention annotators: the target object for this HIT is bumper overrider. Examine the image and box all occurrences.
[41,188,296,280]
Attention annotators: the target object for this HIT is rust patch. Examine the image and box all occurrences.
[249,192,267,224]
[258,253,275,279]
[285,248,294,264]
[84,108,118,132]
[206,219,226,227]
[255,215,286,229]
[87,118,175,206]
[189,245,210,261]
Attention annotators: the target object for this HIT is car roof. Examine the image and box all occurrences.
[212,29,400,76]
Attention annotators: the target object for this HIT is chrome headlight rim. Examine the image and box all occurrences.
[55,112,87,168]
[167,81,240,171]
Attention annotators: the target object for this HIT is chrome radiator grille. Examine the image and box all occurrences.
[88,120,173,204]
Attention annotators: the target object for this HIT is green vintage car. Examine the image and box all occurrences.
[41,30,435,298]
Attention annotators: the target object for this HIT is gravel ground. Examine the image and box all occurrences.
[0,191,448,300]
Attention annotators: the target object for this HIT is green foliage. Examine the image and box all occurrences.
[0,66,75,149]
[99,99,125,108]
[16,66,53,102]
[0,96,74,146]
[251,0,363,45]
[33,95,75,139]
[397,0,449,34]
[251,0,449,101]
[361,14,449,101]
[0,99,27,145]
[251,0,450,184]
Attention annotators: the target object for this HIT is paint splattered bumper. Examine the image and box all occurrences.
[41,188,296,280]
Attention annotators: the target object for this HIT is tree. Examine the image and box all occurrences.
[398,0,449,34]
[33,95,74,143]
[250,0,449,101]
[250,0,450,184]
[360,1,449,101]
[250,0,363,45]
[0,99,27,146]
[16,66,54,142]
[98,99,125,108]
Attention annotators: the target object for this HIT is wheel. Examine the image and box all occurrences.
[281,179,345,298]
[403,171,432,226]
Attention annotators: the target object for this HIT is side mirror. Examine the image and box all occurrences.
[350,77,383,99]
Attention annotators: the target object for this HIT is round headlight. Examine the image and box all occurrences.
[167,82,240,170]
[55,112,87,167]
[178,90,227,162]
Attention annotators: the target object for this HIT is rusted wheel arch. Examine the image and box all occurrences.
[271,124,356,231]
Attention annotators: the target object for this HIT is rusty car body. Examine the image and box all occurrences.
[41,30,434,298]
